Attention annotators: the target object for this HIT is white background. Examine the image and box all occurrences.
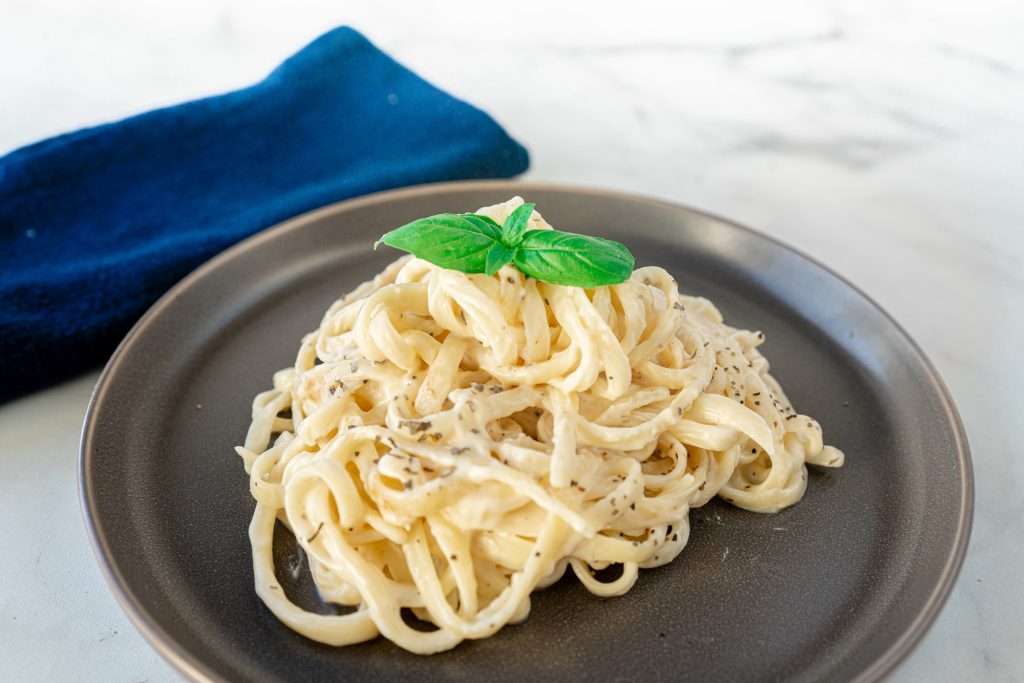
[2,1,1022,680]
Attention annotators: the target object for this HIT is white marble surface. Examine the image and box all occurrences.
[2,1,1022,680]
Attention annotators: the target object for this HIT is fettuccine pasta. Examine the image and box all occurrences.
[235,197,843,654]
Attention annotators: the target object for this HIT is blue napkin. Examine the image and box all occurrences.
[0,27,529,403]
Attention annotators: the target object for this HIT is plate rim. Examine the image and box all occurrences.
[79,179,974,683]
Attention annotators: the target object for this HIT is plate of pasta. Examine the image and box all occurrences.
[81,182,972,683]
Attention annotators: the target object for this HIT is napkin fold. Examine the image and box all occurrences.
[0,27,529,403]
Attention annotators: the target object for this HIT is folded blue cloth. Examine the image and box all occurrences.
[0,27,529,403]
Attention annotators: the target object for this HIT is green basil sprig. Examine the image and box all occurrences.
[374,203,634,288]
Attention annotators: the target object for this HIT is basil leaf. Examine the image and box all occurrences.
[501,203,536,246]
[375,213,501,273]
[513,230,634,287]
[465,213,501,228]
[484,241,515,276]
[376,204,638,288]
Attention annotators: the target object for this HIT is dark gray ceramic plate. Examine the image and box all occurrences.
[81,181,972,683]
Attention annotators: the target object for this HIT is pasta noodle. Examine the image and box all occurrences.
[235,197,844,654]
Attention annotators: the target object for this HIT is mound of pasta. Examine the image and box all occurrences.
[236,198,843,654]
